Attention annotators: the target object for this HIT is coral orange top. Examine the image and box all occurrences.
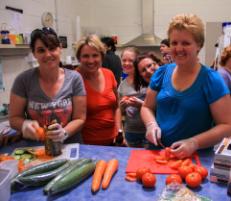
[80,68,118,145]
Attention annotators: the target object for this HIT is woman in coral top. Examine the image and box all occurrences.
[74,34,120,145]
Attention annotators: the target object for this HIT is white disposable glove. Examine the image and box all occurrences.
[171,138,199,159]
[46,123,68,142]
[145,122,161,146]
[22,120,40,141]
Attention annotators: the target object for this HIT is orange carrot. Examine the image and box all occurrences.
[101,158,119,190]
[91,160,107,193]
[36,127,45,141]
[0,154,14,162]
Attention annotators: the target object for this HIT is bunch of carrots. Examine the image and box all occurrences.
[91,158,119,193]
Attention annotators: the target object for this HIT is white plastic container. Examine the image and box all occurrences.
[0,168,11,201]
[0,160,18,179]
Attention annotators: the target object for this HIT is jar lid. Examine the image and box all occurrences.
[1,30,9,34]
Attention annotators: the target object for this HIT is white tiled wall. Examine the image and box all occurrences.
[0,0,231,105]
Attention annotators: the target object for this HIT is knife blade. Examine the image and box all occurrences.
[155,130,165,149]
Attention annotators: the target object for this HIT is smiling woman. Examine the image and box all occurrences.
[9,27,86,144]
[141,13,231,158]
[74,34,120,146]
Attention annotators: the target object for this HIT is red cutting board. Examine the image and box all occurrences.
[126,150,200,174]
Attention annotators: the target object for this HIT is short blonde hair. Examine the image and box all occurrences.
[74,34,106,60]
[220,46,231,66]
[167,14,205,49]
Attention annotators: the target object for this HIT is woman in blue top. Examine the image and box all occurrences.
[141,14,231,159]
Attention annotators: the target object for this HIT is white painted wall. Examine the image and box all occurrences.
[0,0,231,105]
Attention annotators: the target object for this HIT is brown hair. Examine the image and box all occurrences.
[30,27,60,53]
[167,14,204,49]
[74,34,106,60]
[134,52,162,91]
[220,46,231,67]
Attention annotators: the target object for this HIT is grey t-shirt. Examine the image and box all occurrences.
[118,79,146,133]
[11,67,86,129]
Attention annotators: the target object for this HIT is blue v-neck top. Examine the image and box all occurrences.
[149,63,229,146]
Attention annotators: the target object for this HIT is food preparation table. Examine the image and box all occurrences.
[0,140,229,201]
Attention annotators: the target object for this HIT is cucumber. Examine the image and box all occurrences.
[44,161,95,196]
[14,149,25,155]
[13,155,21,160]
[18,161,72,186]
[20,154,33,160]
[16,159,68,178]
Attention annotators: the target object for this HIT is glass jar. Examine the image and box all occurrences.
[1,30,10,44]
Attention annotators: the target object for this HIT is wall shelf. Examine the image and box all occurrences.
[0,44,30,56]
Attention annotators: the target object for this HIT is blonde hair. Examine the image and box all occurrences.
[74,34,106,60]
[220,46,231,66]
[121,46,140,58]
[167,14,205,48]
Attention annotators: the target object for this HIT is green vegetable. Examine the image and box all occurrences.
[14,149,25,155]
[16,159,68,179]
[18,161,72,186]
[44,158,94,195]
[20,154,33,160]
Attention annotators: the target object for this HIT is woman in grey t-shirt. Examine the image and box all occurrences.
[9,28,86,143]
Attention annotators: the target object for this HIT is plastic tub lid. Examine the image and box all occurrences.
[0,168,11,201]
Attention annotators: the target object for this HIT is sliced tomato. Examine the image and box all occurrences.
[155,159,168,165]
[125,175,137,182]
[168,160,182,170]
[182,158,192,166]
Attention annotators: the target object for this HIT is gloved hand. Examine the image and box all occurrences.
[171,138,199,159]
[128,96,143,107]
[22,120,40,141]
[145,122,161,146]
[46,123,68,142]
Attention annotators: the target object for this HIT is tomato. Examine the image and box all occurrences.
[185,172,202,188]
[142,172,156,188]
[125,173,137,182]
[181,158,192,166]
[164,147,171,160]
[168,160,182,170]
[155,159,168,164]
[178,165,194,179]
[154,155,165,161]
[165,174,182,185]
[136,167,151,181]
[194,165,208,179]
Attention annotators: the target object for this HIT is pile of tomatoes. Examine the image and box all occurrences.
[166,164,208,188]
[125,167,156,188]
[125,147,208,189]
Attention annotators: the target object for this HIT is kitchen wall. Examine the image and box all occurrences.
[0,0,230,105]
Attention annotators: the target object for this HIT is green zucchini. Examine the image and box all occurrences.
[17,161,72,186]
[44,158,93,195]
[16,159,68,179]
